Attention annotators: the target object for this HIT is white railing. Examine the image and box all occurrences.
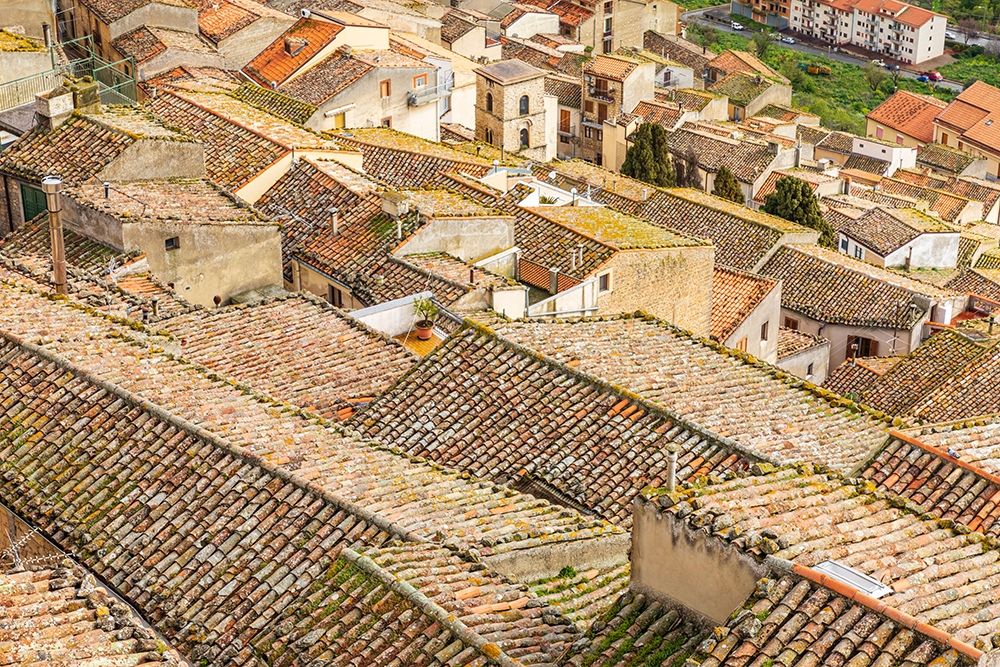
[527,277,599,318]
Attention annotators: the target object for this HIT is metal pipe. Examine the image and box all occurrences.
[41,176,66,295]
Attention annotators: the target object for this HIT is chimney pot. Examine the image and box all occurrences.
[666,449,678,492]
[330,210,339,236]
[103,181,111,198]
[548,266,559,295]
[42,176,67,296]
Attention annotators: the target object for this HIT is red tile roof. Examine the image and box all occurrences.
[242,17,343,87]
[867,90,946,144]
[711,266,777,340]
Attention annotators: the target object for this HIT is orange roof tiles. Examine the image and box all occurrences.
[867,90,946,144]
[583,54,639,81]
[242,17,343,87]
[936,82,1000,155]
[710,266,777,340]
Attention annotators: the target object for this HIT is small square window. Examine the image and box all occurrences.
[807,362,815,377]
[380,79,391,98]
[840,237,849,251]
[599,273,610,292]
[413,73,428,88]
[165,236,180,251]
[760,320,769,342]
[381,117,392,128]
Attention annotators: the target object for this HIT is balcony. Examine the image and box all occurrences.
[559,124,576,136]
[407,82,450,106]
[587,86,615,103]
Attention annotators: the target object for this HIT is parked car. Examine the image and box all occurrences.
[945,30,957,40]
[871,58,886,67]
[781,36,796,43]
[731,21,745,30]
[799,62,832,75]
[916,74,930,82]
[922,70,943,81]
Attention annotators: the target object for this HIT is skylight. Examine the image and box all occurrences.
[813,560,894,598]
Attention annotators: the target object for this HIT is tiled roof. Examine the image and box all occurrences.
[502,200,613,281]
[354,323,755,527]
[662,127,776,184]
[584,53,640,81]
[816,129,855,154]
[709,49,785,82]
[0,268,625,662]
[230,81,316,125]
[0,213,128,274]
[524,205,706,250]
[707,71,772,106]
[335,128,494,186]
[0,564,181,665]
[441,10,478,43]
[753,168,830,204]
[352,253,480,306]
[917,142,978,174]
[629,99,684,130]
[710,266,777,341]
[867,90,946,143]
[848,329,991,417]
[79,0,188,23]
[797,123,831,146]
[196,0,260,43]
[759,244,955,327]
[0,29,45,52]
[544,74,582,109]
[517,0,592,27]
[776,325,827,359]
[842,152,890,175]
[864,422,1000,538]
[564,567,977,667]
[642,31,711,78]
[822,355,899,396]
[626,188,812,272]
[840,207,953,256]
[905,341,1000,422]
[978,248,1000,269]
[242,17,344,86]
[948,267,1000,302]
[112,24,167,62]
[147,92,287,190]
[657,465,1000,645]
[936,81,1000,154]
[875,177,972,223]
[70,178,269,226]
[278,47,373,106]
[493,314,893,473]
[0,109,190,184]
[162,293,415,418]
[658,88,717,112]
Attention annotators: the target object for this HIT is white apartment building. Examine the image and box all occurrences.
[788,0,946,64]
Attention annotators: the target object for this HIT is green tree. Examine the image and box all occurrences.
[751,30,772,60]
[863,63,888,92]
[762,176,835,247]
[674,148,702,189]
[621,123,675,187]
[712,166,744,204]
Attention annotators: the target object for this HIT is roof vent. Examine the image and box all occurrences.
[301,8,311,17]
[812,560,894,599]
[284,36,308,56]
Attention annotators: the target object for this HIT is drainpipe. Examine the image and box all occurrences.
[41,176,67,295]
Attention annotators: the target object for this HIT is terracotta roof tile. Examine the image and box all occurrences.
[79,0,189,23]
[545,74,582,109]
[643,31,711,78]
[230,81,317,125]
[196,0,258,42]
[709,49,785,82]
[711,266,777,341]
[917,142,979,173]
[242,17,344,86]
[111,24,167,62]
[776,325,827,359]
[584,54,640,81]
[867,90,947,143]
[277,48,373,106]
[493,314,893,473]
[662,127,777,184]
[948,267,1000,302]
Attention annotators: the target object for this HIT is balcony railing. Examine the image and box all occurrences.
[558,124,576,136]
[407,81,450,106]
[587,86,615,103]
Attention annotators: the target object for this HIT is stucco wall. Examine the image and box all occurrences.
[505,12,560,39]
[0,51,53,84]
[217,15,294,68]
[2,0,55,38]
[631,497,765,624]
[777,339,830,383]
[784,308,923,371]
[122,220,282,306]
[597,244,713,337]
[108,3,199,40]
[395,215,514,260]
[99,139,206,182]
[296,261,366,308]
[722,282,781,364]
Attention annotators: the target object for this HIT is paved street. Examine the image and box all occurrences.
[682,5,965,91]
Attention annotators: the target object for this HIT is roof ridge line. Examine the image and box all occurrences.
[462,319,778,468]
[787,562,983,661]
[622,310,901,427]
[165,89,295,152]
[793,243,956,297]
[889,427,1000,487]
[335,132,494,169]
[386,254,474,293]
[0,324,428,547]
[340,547,515,667]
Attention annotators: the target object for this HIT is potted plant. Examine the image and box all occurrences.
[413,297,438,341]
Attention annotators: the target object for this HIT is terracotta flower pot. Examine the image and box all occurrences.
[415,320,434,340]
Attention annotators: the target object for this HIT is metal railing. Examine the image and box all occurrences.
[0,69,67,113]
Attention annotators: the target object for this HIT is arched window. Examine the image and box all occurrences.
[519,127,529,148]
[485,128,494,145]
[485,92,493,113]
[519,95,529,115]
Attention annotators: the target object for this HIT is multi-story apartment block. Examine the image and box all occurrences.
[580,53,654,164]
[738,0,946,64]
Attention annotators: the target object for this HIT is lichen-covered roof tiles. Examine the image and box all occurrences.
[711,266,777,341]
[662,127,776,183]
[657,465,1000,645]
[491,314,894,473]
[917,142,979,174]
[354,324,755,527]
[776,325,827,360]
[524,205,707,250]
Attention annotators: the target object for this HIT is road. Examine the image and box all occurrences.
[682,5,965,91]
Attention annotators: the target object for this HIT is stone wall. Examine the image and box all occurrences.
[475,73,548,155]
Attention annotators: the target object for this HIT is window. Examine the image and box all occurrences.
[760,321,769,342]
[602,36,612,53]
[165,236,180,251]
[19,184,46,223]
[598,272,611,291]
[806,362,815,377]
[327,284,344,308]
[519,95,529,115]
[584,100,594,113]
[783,316,799,330]
[597,103,608,123]
[854,245,863,259]
[847,335,878,357]
[604,16,612,33]
[584,126,593,138]
[379,79,391,98]
[875,126,883,139]
[736,337,749,352]
[485,92,493,113]
[485,128,494,144]
[896,134,904,145]
[559,108,570,133]
[840,237,849,251]
[413,73,428,88]
[519,127,529,148]
[604,0,612,12]
[381,117,392,128]
[332,112,346,130]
